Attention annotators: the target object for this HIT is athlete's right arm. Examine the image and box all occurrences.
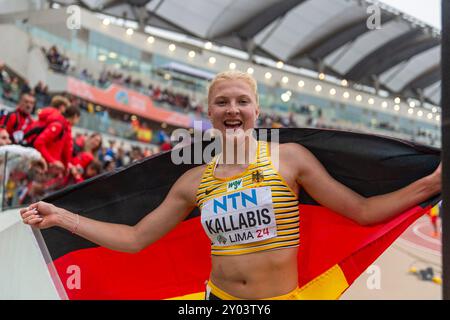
[19,166,204,253]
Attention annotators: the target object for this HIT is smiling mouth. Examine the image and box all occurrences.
[224,120,243,131]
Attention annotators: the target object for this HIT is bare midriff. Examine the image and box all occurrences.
[210,247,299,299]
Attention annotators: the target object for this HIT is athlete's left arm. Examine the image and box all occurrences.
[283,143,441,226]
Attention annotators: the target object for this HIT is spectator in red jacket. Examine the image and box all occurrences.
[71,132,102,171]
[1,92,35,143]
[35,95,71,125]
[33,105,80,172]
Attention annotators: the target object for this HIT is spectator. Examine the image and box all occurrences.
[72,132,87,156]
[20,79,31,95]
[103,154,116,172]
[34,95,71,127]
[115,146,129,167]
[33,105,80,172]
[0,92,36,143]
[84,159,102,179]
[0,126,12,146]
[71,132,102,171]
[0,126,47,208]
[160,139,172,152]
[65,158,102,185]
[0,63,10,83]
[8,77,21,102]
[34,81,51,109]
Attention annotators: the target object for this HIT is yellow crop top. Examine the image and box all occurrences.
[196,141,300,256]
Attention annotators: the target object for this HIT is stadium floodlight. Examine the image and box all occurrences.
[417,110,423,117]
[229,62,236,70]
[381,101,388,108]
[188,51,196,58]
[286,91,292,96]
[265,72,272,80]
[204,42,213,50]
[318,73,325,80]
[108,52,117,59]
[208,57,216,64]
[168,44,176,52]
[98,55,106,62]
[329,88,336,96]
[356,95,362,102]
[394,97,401,104]
[315,85,322,92]
[298,80,305,88]
[343,91,350,99]
[368,98,374,105]
[408,108,414,115]
[102,18,110,26]
[126,28,134,36]
[247,67,254,75]
[282,76,289,84]
[432,107,437,113]
[427,113,433,120]
[281,93,290,102]
[147,36,155,44]
[409,101,416,108]
[394,105,400,111]
[436,115,440,122]
[276,61,284,69]
[341,79,348,87]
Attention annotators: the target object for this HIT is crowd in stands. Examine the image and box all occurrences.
[0,87,173,208]
[43,45,300,127]
[42,45,71,73]
[94,69,205,114]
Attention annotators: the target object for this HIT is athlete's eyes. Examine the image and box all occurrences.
[239,99,250,105]
[215,100,227,106]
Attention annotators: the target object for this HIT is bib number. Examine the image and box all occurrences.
[201,186,277,246]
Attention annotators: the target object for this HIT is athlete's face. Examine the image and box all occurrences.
[208,79,259,138]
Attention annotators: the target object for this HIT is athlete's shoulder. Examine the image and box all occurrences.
[269,142,310,158]
[176,165,207,188]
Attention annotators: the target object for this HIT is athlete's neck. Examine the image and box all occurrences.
[218,135,258,167]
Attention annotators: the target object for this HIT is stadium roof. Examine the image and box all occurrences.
[52,0,441,106]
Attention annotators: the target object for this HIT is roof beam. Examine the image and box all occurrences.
[401,64,441,93]
[213,0,307,41]
[101,0,126,10]
[345,29,440,81]
[288,13,395,62]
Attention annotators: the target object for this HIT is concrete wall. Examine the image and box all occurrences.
[0,0,43,15]
[0,25,31,78]
[0,209,63,299]
[26,44,50,87]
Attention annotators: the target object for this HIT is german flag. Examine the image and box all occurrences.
[40,128,440,299]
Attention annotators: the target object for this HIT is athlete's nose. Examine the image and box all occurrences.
[226,101,240,116]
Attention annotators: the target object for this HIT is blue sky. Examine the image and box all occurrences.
[380,0,441,29]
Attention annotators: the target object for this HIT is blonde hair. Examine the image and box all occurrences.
[50,95,71,109]
[208,70,259,105]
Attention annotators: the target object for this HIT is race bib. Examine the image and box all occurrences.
[13,130,24,143]
[201,186,277,246]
